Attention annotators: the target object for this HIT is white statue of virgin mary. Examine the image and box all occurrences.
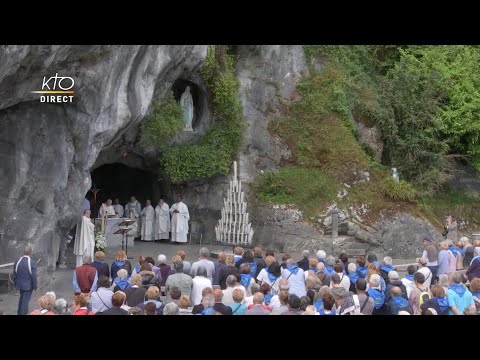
[180,86,194,131]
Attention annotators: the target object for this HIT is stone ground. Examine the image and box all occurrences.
[0,239,417,315]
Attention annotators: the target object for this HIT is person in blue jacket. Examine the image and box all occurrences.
[13,244,37,315]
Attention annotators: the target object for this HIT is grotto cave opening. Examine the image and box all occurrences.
[89,163,167,217]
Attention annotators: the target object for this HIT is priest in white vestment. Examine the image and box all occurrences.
[125,196,142,237]
[113,198,124,218]
[141,199,155,241]
[74,209,95,267]
[170,195,190,243]
[154,198,170,241]
[99,199,116,218]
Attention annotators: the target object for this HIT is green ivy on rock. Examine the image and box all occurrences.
[160,46,244,183]
[141,91,183,150]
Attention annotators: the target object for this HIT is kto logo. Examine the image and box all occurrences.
[31,73,75,103]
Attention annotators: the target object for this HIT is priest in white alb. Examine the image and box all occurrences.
[170,195,190,243]
[140,199,155,241]
[125,196,142,237]
[74,209,95,267]
[99,198,116,218]
[154,198,170,241]
[113,198,124,218]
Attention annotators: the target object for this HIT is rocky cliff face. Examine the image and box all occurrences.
[0,45,207,278]
[176,45,310,243]
[0,45,443,286]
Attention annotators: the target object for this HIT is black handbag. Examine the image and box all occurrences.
[442,227,448,237]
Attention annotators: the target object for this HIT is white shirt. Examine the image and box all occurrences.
[268,295,281,310]
[330,272,351,292]
[244,295,254,307]
[91,287,114,313]
[401,278,416,298]
[222,285,247,306]
[256,268,280,294]
[191,276,212,305]
[417,266,432,289]
[190,259,215,282]
[281,266,307,297]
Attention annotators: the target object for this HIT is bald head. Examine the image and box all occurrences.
[316,262,325,272]
[253,292,264,305]
[286,258,295,266]
[279,278,290,291]
[391,286,402,298]
[213,289,223,302]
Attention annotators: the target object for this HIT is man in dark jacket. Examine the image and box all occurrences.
[96,292,128,315]
[73,255,98,295]
[13,244,37,315]
[297,250,310,272]
[213,289,232,315]
[386,287,413,315]
[124,274,147,307]
[466,247,480,281]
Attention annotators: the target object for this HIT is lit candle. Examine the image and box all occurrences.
[234,161,237,181]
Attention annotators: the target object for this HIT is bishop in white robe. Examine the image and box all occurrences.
[74,209,95,267]
[141,200,155,241]
[154,199,170,241]
[99,199,116,218]
[125,196,142,237]
[170,195,190,243]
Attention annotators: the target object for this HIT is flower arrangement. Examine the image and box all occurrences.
[95,232,107,251]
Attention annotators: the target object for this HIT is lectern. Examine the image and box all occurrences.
[115,219,136,259]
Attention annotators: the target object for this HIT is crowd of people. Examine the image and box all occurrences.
[11,235,480,315]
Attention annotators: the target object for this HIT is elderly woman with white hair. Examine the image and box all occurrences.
[347,263,359,293]
[297,250,310,271]
[191,266,212,305]
[379,256,394,286]
[153,254,173,287]
[324,255,336,277]
[163,302,180,315]
[113,269,131,292]
[53,298,71,315]
[197,293,215,315]
[317,250,326,264]
[367,274,386,315]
